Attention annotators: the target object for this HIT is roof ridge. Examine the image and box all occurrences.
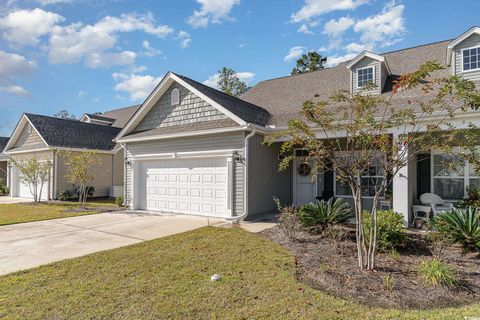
[256,39,453,85]
[25,113,121,131]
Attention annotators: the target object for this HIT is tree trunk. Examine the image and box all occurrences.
[352,186,366,269]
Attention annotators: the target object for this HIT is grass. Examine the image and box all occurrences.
[0,227,479,319]
[0,200,117,226]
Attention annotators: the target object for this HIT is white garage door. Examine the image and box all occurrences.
[16,173,48,200]
[140,158,230,217]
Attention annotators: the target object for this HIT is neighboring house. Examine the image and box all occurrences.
[3,105,139,200]
[115,27,480,225]
[0,137,9,183]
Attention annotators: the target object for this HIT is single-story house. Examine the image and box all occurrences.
[115,26,480,225]
[3,105,139,200]
[0,136,9,183]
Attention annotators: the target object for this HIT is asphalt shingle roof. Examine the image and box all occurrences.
[240,40,453,126]
[174,73,271,126]
[0,136,9,152]
[26,114,121,151]
[85,113,116,123]
[99,105,141,128]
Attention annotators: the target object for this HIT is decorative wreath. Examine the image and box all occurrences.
[297,162,311,176]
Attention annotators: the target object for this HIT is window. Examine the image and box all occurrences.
[171,88,180,106]
[462,47,480,71]
[334,152,384,197]
[357,67,374,88]
[432,153,472,200]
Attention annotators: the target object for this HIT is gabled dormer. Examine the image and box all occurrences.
[346,51,391,95]
[447,26,480,80]
[80,113,116,126]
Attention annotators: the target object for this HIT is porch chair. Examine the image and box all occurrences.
[419,193,453,216]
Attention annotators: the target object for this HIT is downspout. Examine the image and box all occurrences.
[226,126,256,221]
[121,143,127,206]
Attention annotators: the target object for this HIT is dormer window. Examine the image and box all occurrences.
[171,88,180,106]
[357,66,374,88]
[462,47,480,72]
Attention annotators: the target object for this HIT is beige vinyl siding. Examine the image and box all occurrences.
[13,124,47,150]
[125,132,246,215]
[247,134,292,216]
[112,151,124,186]
[134,82,228,132]
[0,161,6,183]
[352,57,382,95]
[10,151,54,200]
[453,33,480,81]
[56,151,115,198]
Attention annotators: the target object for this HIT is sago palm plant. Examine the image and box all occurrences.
[300,198,352,230]
[433,207,480,253]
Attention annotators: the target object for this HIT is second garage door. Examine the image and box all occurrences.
[139,157,229,217]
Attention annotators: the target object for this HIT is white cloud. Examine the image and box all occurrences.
[345,42,371,53]
[142,40,161,57]
[291,0,368,23]
[323,16,355,37]
[48,13,173,68]
[112,72,162,101]
[177,31,191,48]
[0,85,30,96]
[0,50,36,96]
[77,90,87,98]
[0,8,64,46]
[325,52,357,67]
[284,46,306,62]
[187,0,240,28]
[203,71,255,89]
[298,24,313,35]
[353,1,405,48]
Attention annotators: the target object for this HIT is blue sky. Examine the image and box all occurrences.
[0,0,479,136]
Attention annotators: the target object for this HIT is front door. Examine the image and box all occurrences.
[293,159,317,206]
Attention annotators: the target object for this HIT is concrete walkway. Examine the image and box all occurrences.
[0,212,225,275]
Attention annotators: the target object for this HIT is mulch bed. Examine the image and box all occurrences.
[260,225,480,309]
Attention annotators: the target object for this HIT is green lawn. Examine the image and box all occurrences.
[0,200,118,226]
[0,227,478,319]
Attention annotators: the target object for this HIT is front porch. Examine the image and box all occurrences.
[290,149,475,226]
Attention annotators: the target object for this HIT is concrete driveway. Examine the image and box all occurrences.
[0,212,224,275]
[0,196,33,204]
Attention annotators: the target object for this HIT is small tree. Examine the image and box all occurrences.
[291,51,327,75]
[61,151,101,207]
[217,67,248,97]
[270,62,480,270]
[10,156,50,202]
[54,110,77,120]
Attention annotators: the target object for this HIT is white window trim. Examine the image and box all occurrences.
[171,88,180,106]
[356,65,376,89]
[430,149,479,200]
[461,46,480,73]
[333,150,385,199]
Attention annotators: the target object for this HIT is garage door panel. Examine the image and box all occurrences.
[140,157,229,217]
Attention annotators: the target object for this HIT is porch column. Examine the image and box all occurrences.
[392,135,412,226]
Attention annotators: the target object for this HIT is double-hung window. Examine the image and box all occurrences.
[334,152,384,197]
[432,152,480,200]
[462,47,480,72]
[357,67,374,88]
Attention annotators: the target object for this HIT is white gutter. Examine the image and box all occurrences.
[226,126,257,221]
[121,143,127,206]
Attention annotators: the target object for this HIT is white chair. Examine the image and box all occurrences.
[419,193,453,216]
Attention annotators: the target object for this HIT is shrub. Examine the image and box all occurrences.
[299,198,352,232]
[458,186,480,208]
[0,178,8,195]
[363,210,406,251]
[59,189,71,201]
[115,196,125,207]
[418,258,456,287]
[433,207,480,253]
[274,197,300,240]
